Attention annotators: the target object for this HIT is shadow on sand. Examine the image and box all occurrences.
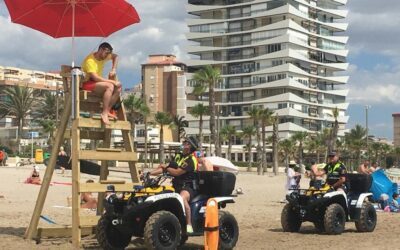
[0,227,26,237]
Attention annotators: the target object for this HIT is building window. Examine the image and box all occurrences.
[266,43,282,53]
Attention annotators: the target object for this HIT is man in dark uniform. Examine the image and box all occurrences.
[148,136,199,233]
[322,151,347,192]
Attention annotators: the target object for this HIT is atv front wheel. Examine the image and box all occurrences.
[355,202,377,232]
[324,203,346,235]
[218,211,239,249]
[144,211,181,250]
[281,203,302,232]
[96,215,132,250]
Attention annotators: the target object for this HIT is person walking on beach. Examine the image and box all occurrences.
[358,159,373,174]
[81,42,121,125]
[286,160,301,192]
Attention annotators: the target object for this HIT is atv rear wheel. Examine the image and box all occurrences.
[144,211,181,250]
[355,202,377,232]
[96,215,132,250]
[324,203,346,235]
[218,211,239,249]
[281,203,301,232]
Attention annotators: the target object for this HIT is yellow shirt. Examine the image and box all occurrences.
[81,53,111,82]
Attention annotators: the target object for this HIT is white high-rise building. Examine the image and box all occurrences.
[185,0,349,140]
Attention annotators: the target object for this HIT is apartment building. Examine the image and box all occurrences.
[0,65,63,148]
[185,0,349,141]
[141,55,187,118]
[393,113,400,147]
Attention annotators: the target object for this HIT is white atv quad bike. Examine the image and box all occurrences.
[96,171,239,249]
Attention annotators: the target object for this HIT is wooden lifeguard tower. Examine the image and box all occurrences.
[24,66,140,247]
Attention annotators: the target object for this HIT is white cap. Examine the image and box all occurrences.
[34,165,39,172]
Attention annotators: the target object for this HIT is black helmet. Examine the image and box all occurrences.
[184,136,199,152]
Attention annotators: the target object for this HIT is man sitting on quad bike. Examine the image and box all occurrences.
[316,151,347,192]
[147,136,199,233]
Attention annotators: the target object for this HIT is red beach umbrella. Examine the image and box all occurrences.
[4,0,140,66]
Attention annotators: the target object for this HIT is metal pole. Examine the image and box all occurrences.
[31,131,33,159]
[365,105,370,160]
[56,83,59,123]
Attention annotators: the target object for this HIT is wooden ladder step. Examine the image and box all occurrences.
[64,129,106,140]
[80,216,100,227]
[99,180,126,184]
[79,182,137,193]
[96,148,122,152]
[77,117,131,130]
[79,150,137,161]
[35,225,94,238]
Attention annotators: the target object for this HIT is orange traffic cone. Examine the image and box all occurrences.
[204,198,219,250]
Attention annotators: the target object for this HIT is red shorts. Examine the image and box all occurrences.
[82,81,96,91]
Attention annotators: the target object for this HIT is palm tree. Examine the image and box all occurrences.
[38,119,56,145]
[189,103,209,150]
[371,142,382,164]
[393,147,400,167]
[260,108,273,174]
[171,115,188,141]
[327,107,339,153]
[192,82,207,101]
[241,125,256,172]
[292,131,308,173]
[248,106,262,174]
[346,124,366,168]
[220,125,236,161]
[279,139,294,172]
[154,112,172,163]
[0,86,37,152]
[271,115,279,175]
[35,91,60,120]
[123,94,149,137]
[193,65,222,156]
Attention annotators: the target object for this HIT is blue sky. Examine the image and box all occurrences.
[0,0,399,140]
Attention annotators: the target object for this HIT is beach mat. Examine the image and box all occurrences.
[56,155,100,175]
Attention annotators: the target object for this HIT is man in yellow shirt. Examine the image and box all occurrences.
[81,42,121,125]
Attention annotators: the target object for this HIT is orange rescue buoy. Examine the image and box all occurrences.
[204,198,219,250]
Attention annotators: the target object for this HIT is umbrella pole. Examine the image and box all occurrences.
[70,2,78,120]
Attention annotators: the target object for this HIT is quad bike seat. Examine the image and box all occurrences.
[191,194,208,204]
[346,173,372,194]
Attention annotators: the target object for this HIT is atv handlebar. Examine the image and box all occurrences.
[141,171,172,188]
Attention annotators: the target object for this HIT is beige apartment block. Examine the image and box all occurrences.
[141,55,187,119]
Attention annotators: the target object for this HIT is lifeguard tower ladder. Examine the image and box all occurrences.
[24,65,139,248]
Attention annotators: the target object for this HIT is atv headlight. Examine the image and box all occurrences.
[106,193,119,205]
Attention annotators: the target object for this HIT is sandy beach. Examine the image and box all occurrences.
[0,164,399,250]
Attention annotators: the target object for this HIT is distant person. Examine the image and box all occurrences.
[198,156,214,171]
[286,160,301,192]
[58,146,68,174]
[25,165,41,185]
[358,160,372,174]
[59,146,67,157]
[195,151,213,171]
[307,160,326,188]
[0,150,5,166]
[370,162,379,172]
[81,42,121,125]
[81,179,98,209]
[390,193,399,212]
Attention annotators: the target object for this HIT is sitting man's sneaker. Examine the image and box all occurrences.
[186,225,193,233]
